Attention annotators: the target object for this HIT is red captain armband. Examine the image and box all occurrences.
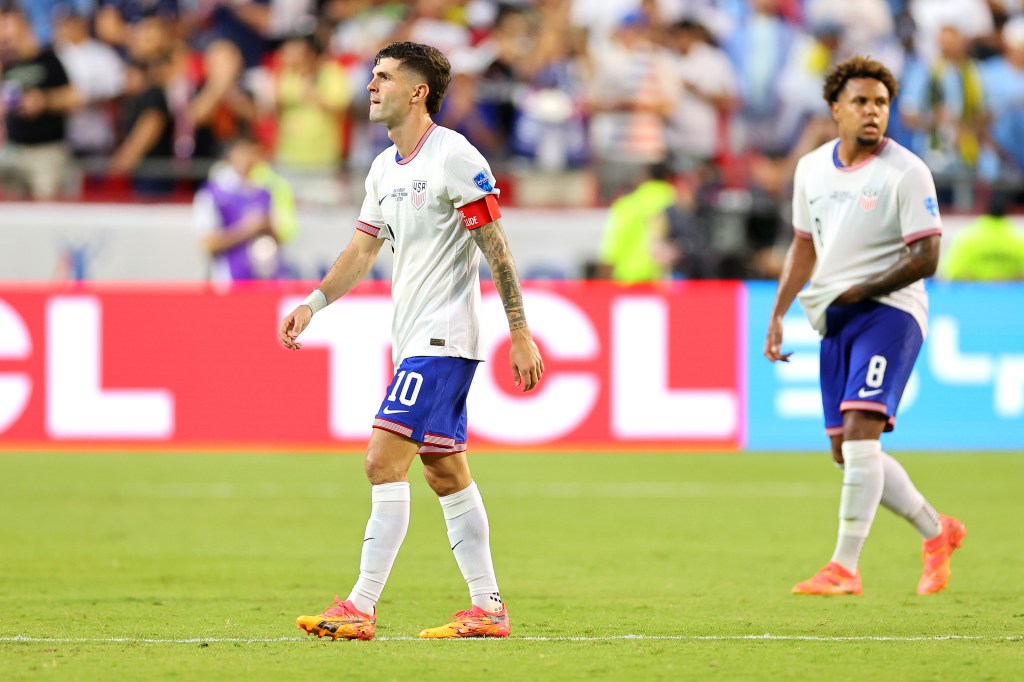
[459,194,501,230]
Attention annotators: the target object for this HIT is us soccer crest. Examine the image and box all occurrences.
[859,186,879,212]
[411,180,427,209]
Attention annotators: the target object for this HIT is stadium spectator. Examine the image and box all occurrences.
[598,160,678,282]
[473,5,534,162]
[0,5,74,199]
[508,4,590,171]
[95,0,178,53]
[53,6,125,158]
[907,0,994,63]
[900,24,988,200]
[188,39,258,168]
[325,0,404,61]
[803,0,897,59]
[19,0,95,47]
[395,0,471,59]
[193,135,283,280]
[109,55,175,196]
[270,31,350,202]
[186,0,271,70]
[586,10,677,201]
[665,18,737,172]
[942,187,1024,280]
[980,16,1024,176]
[723,0,803,156]
[436,53,501,160]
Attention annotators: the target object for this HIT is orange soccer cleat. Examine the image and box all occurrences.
[917,514,967,595]
[791,561,863,596]
[418,604,510,639]
[296,597,376,641]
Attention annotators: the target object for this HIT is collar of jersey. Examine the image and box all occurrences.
[395,123,437,165]
[832,137,888,172]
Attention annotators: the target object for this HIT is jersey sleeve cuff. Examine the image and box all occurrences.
[357,220,382,237]
[457,194,501,230]
[793,226,813,240]
[903,227,941,244]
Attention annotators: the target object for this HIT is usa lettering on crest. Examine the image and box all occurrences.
[411,180,427,209]
[859,186,879,212]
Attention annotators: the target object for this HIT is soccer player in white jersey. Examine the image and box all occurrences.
[278,42,543,639]
[764,56,966,596]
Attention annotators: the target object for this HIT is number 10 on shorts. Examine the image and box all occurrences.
[388,371,423,406]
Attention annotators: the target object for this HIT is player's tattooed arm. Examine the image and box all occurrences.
[832,235,940,305]
[471,218,543,391]
[470,219,528,331]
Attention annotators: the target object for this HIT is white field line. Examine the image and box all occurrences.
[67,481,834,500]
[2,634,1020,644]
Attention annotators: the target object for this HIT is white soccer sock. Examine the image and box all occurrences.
[879,451,942,539]
[830,439,884,573]
[347,482,410,615]
[439,482,503,613]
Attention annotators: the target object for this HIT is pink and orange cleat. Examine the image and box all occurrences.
[296,597,375,641]
[792,561,863,596]
[917,514,967,595]
[418,604,510,639]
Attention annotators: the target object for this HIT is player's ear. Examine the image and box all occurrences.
[410,83,429,107]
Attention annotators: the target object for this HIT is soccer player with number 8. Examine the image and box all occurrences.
[764,56,965,597]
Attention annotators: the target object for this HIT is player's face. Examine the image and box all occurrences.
[367,58,418,126]
[831,78,890,147]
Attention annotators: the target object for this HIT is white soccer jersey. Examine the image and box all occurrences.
[792,137,942,336]
[357,124,499,366]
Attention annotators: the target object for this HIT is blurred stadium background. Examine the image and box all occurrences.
[2,0,1023,679]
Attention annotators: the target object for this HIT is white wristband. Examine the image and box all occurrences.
[301,289,328,315]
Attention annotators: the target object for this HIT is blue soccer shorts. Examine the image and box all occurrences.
[819,300,923,436]
[372,356,480,454]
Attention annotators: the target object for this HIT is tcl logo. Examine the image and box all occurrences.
[0,285,743,448]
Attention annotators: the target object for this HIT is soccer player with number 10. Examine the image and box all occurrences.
[278,41,543,640]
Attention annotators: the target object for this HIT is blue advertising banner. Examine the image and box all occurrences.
[745,282,1024,451]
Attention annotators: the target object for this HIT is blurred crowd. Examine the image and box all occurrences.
[4,0,1024,281]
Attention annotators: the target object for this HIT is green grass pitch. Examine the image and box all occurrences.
[1,452,1021,680]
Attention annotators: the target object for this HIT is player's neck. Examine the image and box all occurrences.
[836,138,883,167]
[388,114,435,159]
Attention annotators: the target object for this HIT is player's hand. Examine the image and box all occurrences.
[278,305,312,350]
[764,316,792,363]
[509,328,544,392]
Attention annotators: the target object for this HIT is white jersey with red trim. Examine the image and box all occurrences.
[792,137,942,336]
[357,124,500,365]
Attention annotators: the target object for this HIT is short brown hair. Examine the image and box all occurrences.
[822,55,899,104]
[375,42,451,116]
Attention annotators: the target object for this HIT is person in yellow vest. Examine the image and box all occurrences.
[942,188,1024,281]
[598,161,677,282]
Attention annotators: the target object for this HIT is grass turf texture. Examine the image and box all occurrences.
[1,452,1021,681]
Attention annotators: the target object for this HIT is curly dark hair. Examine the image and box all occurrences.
[374,42,451,116]
[822,55,899,104]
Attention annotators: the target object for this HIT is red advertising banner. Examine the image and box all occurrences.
[0,282,743,450]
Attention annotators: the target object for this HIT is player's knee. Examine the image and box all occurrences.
[364,452,402,485]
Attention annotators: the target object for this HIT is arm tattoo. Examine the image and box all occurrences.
[855,235,941,300]
[470,219,528,331]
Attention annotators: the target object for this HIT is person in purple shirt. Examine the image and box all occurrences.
[192,136,284,281]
